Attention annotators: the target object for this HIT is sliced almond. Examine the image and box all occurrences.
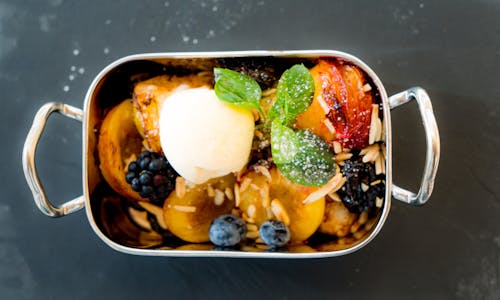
[303,173,346,204]
[214,189,225,206]
[257,165,272,182]
[333,141,343,154]
[247,204,256,219]
[323,118,336,135]
[335,152,353,162]
[317,95,330,114]
[128,208,152,231]
[234,184,241,207]
[207,184,215,197]
[224,187,234,201]
[358,211,369,225]
[375,155,383,175]
[260,183,270,208]
[362,83,372,92]
[327,191,342,202]
[173,205,196,213]
[360,144,379,155]
[138,201,167,230]
[250,183,260,191]
[239,177,252,192]
[271,199,290,226]
[175,177,186,198]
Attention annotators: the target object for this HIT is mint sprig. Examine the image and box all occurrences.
[213,64,335,187]
[271,120,335,186]
[213,68,262,111]
[268,64,315,125]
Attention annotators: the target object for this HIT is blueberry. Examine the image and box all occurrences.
[209,214,247,247]
[259,220,290,248]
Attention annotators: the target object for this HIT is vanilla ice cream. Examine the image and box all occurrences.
[159,87,255,184]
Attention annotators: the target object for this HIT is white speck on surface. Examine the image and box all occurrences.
[0,243,37,299]
[49,0,63,6]
[456,256,500,299]
[192,38,198,44]
[39,14,55,32]
[105,19,111,25]
[70,65,76,71]
[212,5,218,12]
[68,74,75,81]
[201,2,206,7]
[494,235,500,248]
[103,47,110,54]
[72,49,79,56]
[150,36,156,42]
[164,1,169,7]
[0,3,19,59]
[78,67,85,74]
[419,3,424,8]
[63,85,70,92]
[182,35,190,43]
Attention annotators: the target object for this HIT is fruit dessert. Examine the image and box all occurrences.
[95,57,386,252]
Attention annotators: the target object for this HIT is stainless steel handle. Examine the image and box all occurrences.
[389,87,440,205]
[22,102,85,217]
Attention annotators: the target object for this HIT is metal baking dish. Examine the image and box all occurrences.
[22,50,440,258]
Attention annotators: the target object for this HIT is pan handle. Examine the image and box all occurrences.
[22,102,85,217]
[389,87,440,205]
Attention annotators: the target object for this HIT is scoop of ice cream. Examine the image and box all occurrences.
[159,87,255,184]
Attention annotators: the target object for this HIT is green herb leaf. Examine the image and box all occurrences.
[268,64,315,124]
[214,68,262,110]
[270,119,299,164]
[275,130,336,186]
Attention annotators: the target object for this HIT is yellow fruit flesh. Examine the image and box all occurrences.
[238,167,325,243]
[163,175,235,243]
[97,100,144,202]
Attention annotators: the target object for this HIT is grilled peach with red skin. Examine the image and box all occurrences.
[295,60,373,150]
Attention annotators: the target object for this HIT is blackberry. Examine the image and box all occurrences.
[216,57,280,90]
[338,155,385,214]
[125,151,178,205]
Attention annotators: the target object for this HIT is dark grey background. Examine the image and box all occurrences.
[2,0,499,299]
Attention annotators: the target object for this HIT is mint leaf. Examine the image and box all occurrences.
[270,119,299,164]
[276,130,335,186]
[268,64,314,124]
[214,68,262,110]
